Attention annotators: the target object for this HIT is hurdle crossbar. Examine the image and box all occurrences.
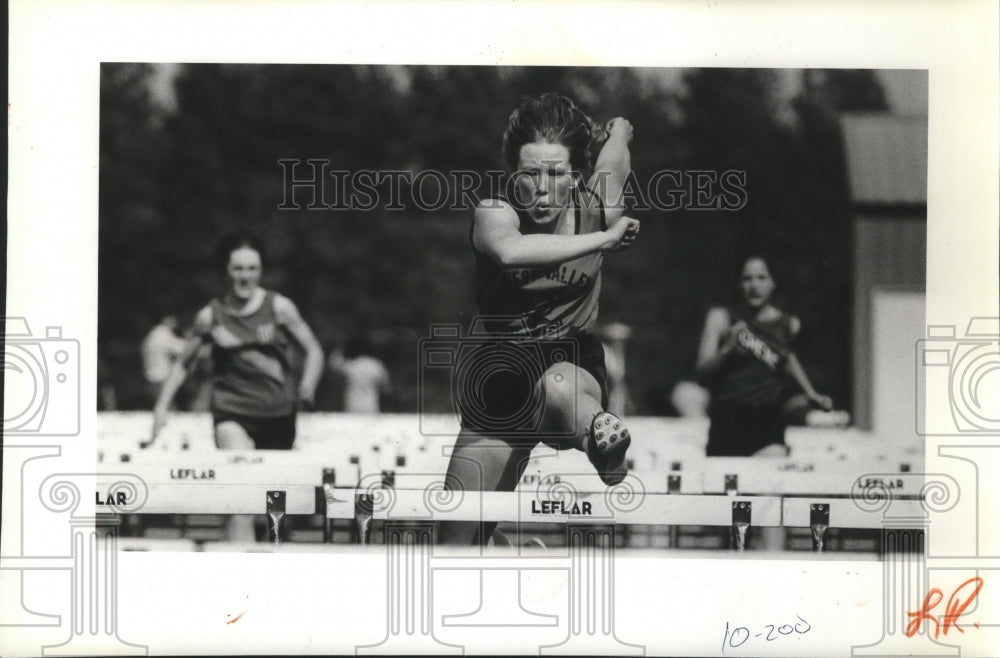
[356,489,780,526]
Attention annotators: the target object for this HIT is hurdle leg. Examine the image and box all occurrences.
[266,491,286,544]
[731,501,751,551]
[354,493,374,545]
[317,486,330,544]
[320,469,336,544]
[666,474,681,548]
[810,503,830,553]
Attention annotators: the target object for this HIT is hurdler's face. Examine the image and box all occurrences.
[514,142,576,226]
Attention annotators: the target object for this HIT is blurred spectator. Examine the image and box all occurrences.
[328,334,391,413]
[141,315,186,407]
[97,350,118,411]
[670,380,709,418]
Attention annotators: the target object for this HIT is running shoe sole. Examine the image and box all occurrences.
[587,411,631,486]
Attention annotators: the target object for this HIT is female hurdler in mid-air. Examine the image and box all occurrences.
[440,93,640,546]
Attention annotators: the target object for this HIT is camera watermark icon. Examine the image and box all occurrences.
[849,472,966,657]
[2,317,80,436]
[915,318,1000,435]
[357,473,645,655]
[418,317,578,439]
[0,469,148,655]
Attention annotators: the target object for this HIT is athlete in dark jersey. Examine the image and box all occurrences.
[439,93,640,546]
[150,232,324,451]
[473,184,605,339]
[465,183,611,425]
[696,255,832,456]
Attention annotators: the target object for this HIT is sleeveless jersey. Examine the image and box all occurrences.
[473,186,607,339]
[208,290,297,417]
[711,305,796,407]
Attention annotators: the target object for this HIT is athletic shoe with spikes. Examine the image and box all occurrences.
[586,411,631,486]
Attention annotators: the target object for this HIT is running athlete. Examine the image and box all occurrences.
[150,231,324,451]
[439,93,640,545]
[696,254,832,457]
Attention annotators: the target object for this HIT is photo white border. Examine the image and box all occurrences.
[6,1,999,655]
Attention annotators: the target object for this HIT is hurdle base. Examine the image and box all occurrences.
[732,522,750,551]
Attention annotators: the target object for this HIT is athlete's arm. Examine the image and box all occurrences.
[781,316,833,410]
[589,117,632,226]
[473,201,638,268]
[275,295,324,406]
[695,308,745,384]
[148,306,212,444]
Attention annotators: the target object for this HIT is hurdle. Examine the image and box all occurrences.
[346,469,934,553]
[340,481,782,552]
[96,446,927,550]
[780,472,932,552]
[95,456,361,544]
[629,456,921,494]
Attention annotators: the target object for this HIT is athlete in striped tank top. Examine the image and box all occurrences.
[150,231,324,451]
[440,93,641,546]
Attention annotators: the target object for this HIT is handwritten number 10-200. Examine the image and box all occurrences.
[722,615,810,653]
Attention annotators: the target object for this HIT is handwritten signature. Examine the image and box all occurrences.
[722,615,810,653]
[906,576,984,639]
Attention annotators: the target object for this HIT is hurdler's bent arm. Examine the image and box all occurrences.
[473,202,639,270]
[589,117,633,226]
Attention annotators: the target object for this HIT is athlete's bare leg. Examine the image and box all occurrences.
[537,362,604,450]
[440,363,630,545]
[538,362,630,484]
[438,428,534,546]
[215,421,257,542]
